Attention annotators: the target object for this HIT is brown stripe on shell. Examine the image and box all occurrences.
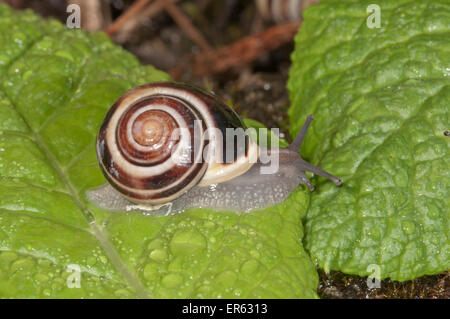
[195,89,250,164]
[100,153,207,201]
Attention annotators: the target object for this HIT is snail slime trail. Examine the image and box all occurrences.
[86,82,342,215]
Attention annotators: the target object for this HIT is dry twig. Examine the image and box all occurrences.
[106,0,211,54]
[157,0,212,53]
[171,21,301,78]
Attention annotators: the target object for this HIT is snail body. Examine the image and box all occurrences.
[86,82,342,215]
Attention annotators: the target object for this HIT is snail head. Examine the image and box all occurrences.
[285,115,342,191]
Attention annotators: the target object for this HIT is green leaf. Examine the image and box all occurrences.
[0,5,317,298]
[288,0,449,281]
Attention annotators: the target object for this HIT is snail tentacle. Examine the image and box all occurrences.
[289,115,342,188]
[289,114,313,152]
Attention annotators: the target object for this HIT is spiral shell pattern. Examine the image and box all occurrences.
[97,82,257,205]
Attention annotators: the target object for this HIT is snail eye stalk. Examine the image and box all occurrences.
[289,114,314,152]
[290,115,342,190]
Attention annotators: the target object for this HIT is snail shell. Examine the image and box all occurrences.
[96,82,258,205]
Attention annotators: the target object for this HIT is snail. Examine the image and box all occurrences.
[256,0,308,24]
[86,82,342,215]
